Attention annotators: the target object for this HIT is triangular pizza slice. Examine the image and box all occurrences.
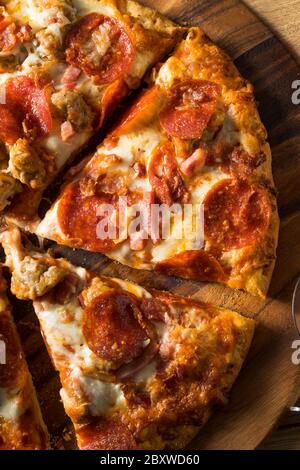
[0,0,183,226]
[0,267,49,449]
[1,226,254,450]
[36,27,279,298]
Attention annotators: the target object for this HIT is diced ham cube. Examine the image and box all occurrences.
[61,121,75,141]
[180,148,208,176]
[130,231,147,251]
[61,65,81,89]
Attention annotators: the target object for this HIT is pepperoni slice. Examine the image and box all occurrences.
[0,314,25,388]
[0,76,52,144]
[159,80,221,139]
[0,106,22,145]
[111,85,165,137]
[149,141,189,206]
[82,292,149,368]
[65,13,134,84]
[156,250,226,282]
[58,180,119,252]
[204,179,271,251]
[77,419,136,450]
[100,79,128,125]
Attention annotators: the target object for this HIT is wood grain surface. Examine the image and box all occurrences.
[245,0,300,63]
[11,0,300,450]
[244,0,300,449]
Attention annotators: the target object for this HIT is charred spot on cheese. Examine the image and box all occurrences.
[65,13,135,84]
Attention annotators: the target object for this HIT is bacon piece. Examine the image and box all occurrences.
[61,65,81,89]
[61,120,75,141]
[225,145,267,177]
[140,297,168,322]
[65,13,135,84]
[77,419,136,450]
[149,142,189,206]
[156,250,227,282]
[132,161,146,178]
[82,292,150,368]
[159,80,221,139]
[204,179,271,251]
[180,148,208,176]
[0,15,31,52]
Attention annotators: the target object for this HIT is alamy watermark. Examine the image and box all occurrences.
[291,80,300,105]
[95,197,204,249]
[0,340,6,364]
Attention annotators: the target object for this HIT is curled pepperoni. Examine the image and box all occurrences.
[149,141,189,206]
[0,76,52,144]
[204,179,271,251]
[159,80,221,139]
[0,314,25,388]
[58,180,119,252]
[65,13,134,84]
[156,250,226,282]
[82,292,150,368]
[77,419,136,450]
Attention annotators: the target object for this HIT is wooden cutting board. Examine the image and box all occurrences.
[13,0,300,450]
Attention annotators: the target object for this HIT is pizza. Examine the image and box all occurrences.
[36,27,279,298]
[0,0,183,226]
[1,226,255,450]
[0,268,49,449]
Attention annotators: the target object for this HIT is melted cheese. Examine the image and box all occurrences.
[7,0,75,32]
[70,368,124,416]
[71,0,118,19]
[34,265,93,368]
[41,126,92,170]
[112,277,152,299]
[0,388,24,421]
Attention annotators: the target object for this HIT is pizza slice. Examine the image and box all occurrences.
[36,27,279,297]
[1,226,254,450]
[0,268,49,449]
[0,0,183,226]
